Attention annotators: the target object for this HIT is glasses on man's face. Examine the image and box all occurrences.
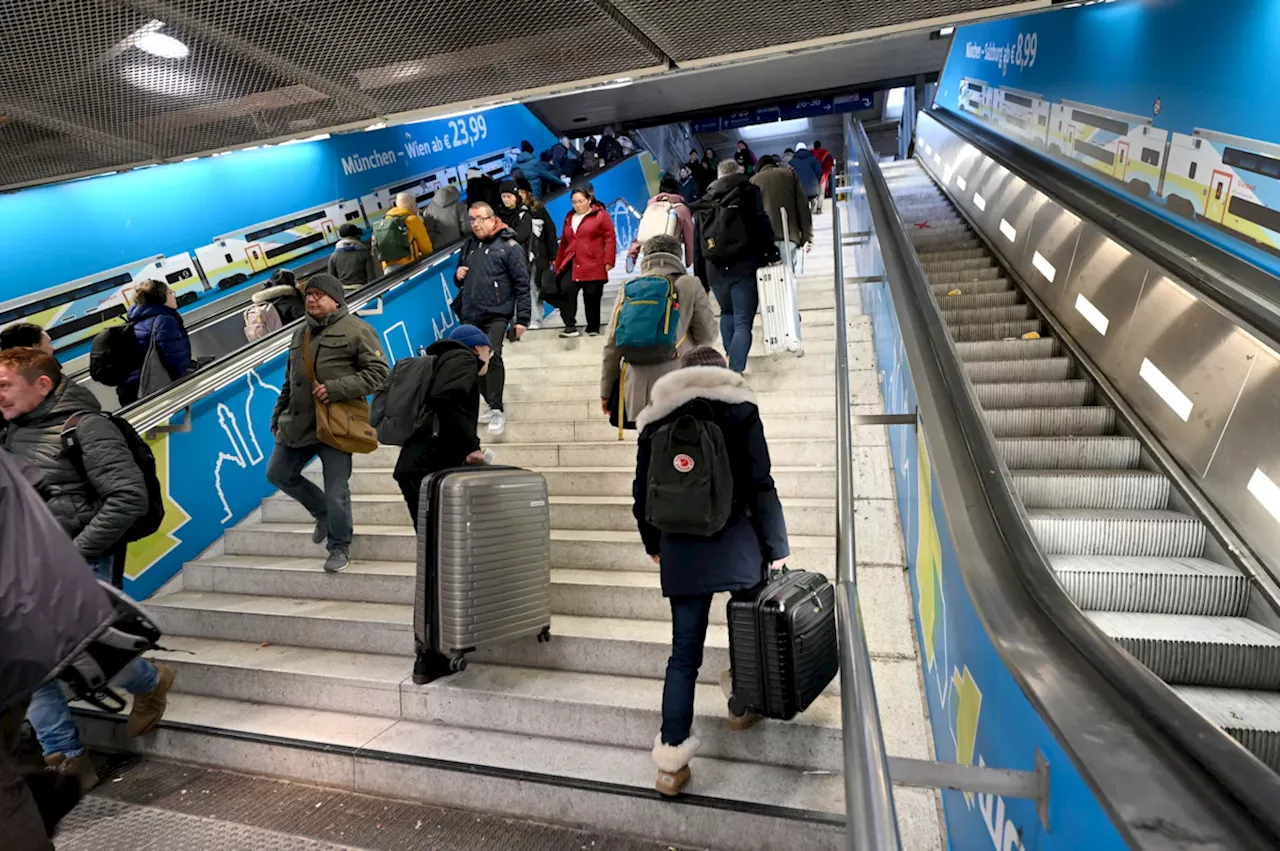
[469,215,492,223]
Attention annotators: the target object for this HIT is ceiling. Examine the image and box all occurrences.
[0,0,1039,190]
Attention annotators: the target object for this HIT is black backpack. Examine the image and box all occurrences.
[645,402,735,536]
[61,412,165,550]
[693,182,752,265]
[370,353,437,446]
[89,322,140,387]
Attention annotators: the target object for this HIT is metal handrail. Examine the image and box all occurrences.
[831,177,902,850]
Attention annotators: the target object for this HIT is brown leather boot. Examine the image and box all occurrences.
[651,734,700,798]
[128,662,175,737]
[655,765,691,797]
[45,752,99,792]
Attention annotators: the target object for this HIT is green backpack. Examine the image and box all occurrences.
[373,212,412,263]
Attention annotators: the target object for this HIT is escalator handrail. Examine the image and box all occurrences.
[928,106,1280,351]
[117,155,645,432]
[850,118,1280,847]
[831,179,902,851]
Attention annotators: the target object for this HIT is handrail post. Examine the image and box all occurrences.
[831,149,903,850]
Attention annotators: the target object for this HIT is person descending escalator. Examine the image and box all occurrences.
[118,278,193,405]
[513,140,564,198]
[423,183,470,248]
[374,192,433,273]
[326,224,379,288]
[465,168,502,214]
[244,268,307,341]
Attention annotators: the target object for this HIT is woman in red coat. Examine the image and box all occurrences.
[553,188,617,338]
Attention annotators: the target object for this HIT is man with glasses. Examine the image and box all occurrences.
[452,202,530,436]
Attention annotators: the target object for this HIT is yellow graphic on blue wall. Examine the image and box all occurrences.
[916,429,943,669]
[123,431,191,582]
[952,664,983,806]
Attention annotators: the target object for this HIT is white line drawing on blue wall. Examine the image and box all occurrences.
[214,368,281,523]
[382,320,413,365]
[430,271,459,341]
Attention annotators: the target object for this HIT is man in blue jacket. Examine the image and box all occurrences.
[454,202,531,436]
[789,142,825,214]
[513,141,564,199]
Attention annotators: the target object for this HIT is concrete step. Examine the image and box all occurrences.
[501,366,882,402]
[514,313,843,354]
[263,493,841,537]
[469,411,867,445]
[77,693,864,851]
[505,336,848,369]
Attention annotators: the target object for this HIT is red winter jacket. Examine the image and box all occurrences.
[554,203,618,282]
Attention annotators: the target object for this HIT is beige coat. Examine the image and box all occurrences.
[600,251,718,423]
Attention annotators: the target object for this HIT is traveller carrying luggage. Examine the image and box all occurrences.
[412,466,552,684]
[636,199,681,246]
[242,300,283,341]
[755,207,804,356]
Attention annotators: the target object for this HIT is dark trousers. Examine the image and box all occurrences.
[266,442,354,551]
[477,316,507,412]
[710,273,759,373]
[561,280,606,333]
[661,589,756,746]
[393,438,463,532]
[2,700,55,851]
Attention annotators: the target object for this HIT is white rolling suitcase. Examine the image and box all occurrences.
[756,208,804,357]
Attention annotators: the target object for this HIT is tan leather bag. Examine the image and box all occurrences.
[302,329,378,454]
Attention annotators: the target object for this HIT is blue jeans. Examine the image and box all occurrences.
[26,555,159,758]
[710,274,759,373]
[267,442,354,552]
[661,590,757,746]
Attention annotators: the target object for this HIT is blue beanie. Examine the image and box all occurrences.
[448,324,491,350]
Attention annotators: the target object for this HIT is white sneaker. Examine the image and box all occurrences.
[487,410,506,435]
[478,406,494,424]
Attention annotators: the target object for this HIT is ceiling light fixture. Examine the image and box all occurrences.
[132,21,189,59]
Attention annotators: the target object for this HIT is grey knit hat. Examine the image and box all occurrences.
[680,346,727,369]
[303,272,347,308]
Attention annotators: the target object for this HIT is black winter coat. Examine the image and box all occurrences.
[692,173,778,281]
[455,228,532,326]
[633,366,789,597]
[1,379,148,560]
[465,174,502,214]
[393,339,482,478]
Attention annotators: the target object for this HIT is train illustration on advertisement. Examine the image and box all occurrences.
[955,79,1280,257]
[9,145,519,355]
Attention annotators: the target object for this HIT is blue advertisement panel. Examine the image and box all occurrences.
[863,277,1127,850]
[935,0,1280,279]
[0,104,557,356]
[122,154,658,602]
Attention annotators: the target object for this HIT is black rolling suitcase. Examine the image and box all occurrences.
[726,569,838,720]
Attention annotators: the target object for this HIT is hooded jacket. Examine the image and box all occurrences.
[327,238,379,287]
[271,293,391,449]
[120,302,192,404]
[554,202,618,282]
[456,227,532,326]
[422,184,469,248]
[626,192,695,265]
[752,162,814,246]
[393,338,483,478]
[790,148,824,197]
[633,366,789,597]
[0,378,148,560]
[514,151,563,198]
[600,250,717,421]
[0,449,115,713]
[253,282,307,324]
[377,206,433,270]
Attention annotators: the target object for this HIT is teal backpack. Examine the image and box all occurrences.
[613,275,682,366]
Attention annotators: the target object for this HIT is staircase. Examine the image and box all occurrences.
[881,158,1280,771]
[81,211,943,850]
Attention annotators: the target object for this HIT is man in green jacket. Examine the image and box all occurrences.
[268,273,390,573]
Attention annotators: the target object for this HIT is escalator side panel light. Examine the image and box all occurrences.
[1139,357,1193,421]
[974,193,987,211]
[999,218,1017,242]
[1032,251,1057,282]
[1074,293,1109,335]
[1247,468,1280,524]
[956,175,967,191]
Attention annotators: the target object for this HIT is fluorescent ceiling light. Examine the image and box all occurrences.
[886,87,906,112]
[132,21,189,59]
[121,64,202,96]
[738,117,808,140]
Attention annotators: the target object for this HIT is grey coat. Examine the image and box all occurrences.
[0,450,114,712]
[600,251,718,421]
[422,184,469,248]
[271,309,391,449]
[0,379,147,560]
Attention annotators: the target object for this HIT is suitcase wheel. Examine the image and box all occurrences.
[728,694,750,718]
[537,626,552,644]
[449,655,468,674]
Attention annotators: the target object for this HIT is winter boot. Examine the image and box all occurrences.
[652,733,699,797]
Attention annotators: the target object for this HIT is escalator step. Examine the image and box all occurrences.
[926,266,1006,285]
[943,304,1034,325]
[918,247,989,263]
[931,279,1014,297]
[934,291,1022,310]
[956,337,1060,361]
[965,356,1073,382]
[1088,612,1280,690]
[997,436,1139,469]
[986,407,1115,437]
[1013,470,1169,510]
[949,320,1041,341]
[975,381,1093,409]
[1029,509,1206,557]
[1174,687,1280,771]
[921,258,998,276]
[1052,555,1247,616]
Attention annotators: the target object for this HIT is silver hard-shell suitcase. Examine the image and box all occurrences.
[412,466,552,683]
[756,207,804,356]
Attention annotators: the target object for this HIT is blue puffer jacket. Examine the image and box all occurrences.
[790,148,824,197]
[633,366,789,597]
[514,151,564,198]
[121,303,192,400]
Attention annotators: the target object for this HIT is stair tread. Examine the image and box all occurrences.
[1086,612,1280,644]
[1049,554,1240,577]
[1174,686,1280,731]
[1013,469,1165,480]
[1029,508,1198,521]
[265,493,838,509]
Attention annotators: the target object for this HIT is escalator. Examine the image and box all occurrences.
[879,156,1280,770]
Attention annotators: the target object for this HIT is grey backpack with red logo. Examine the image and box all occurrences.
[645,401,735,536]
